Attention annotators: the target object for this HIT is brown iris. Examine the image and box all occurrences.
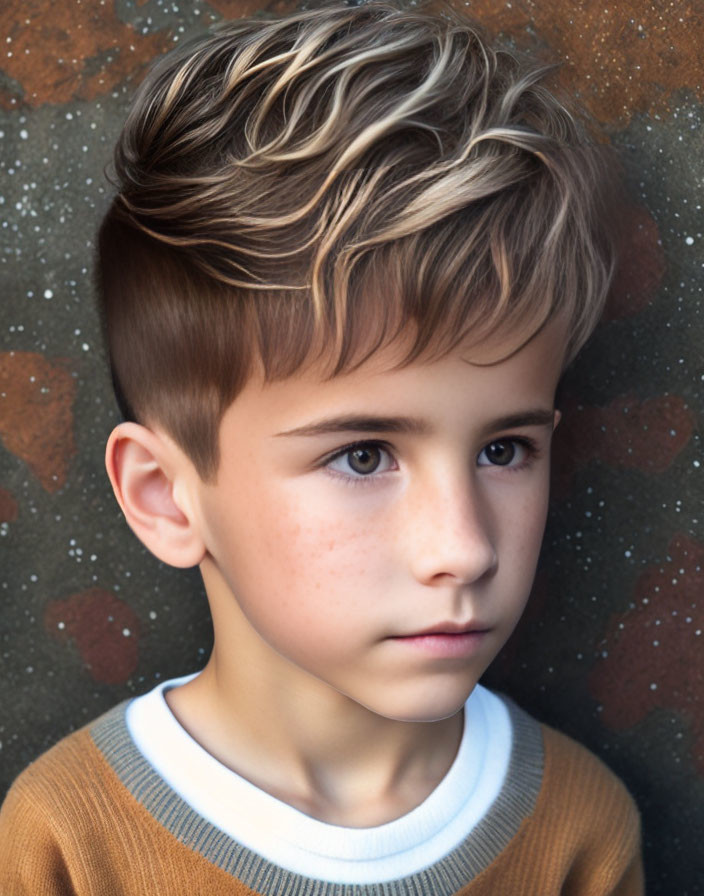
[347,445,382,474]
[484,440,516,466]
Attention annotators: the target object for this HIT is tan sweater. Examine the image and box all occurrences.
[0,698,643,895]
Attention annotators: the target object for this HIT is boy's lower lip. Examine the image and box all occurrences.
[388,630,489,657]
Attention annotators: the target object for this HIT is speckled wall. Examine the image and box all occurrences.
[0,1,702,891]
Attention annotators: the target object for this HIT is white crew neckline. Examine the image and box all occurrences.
[126,675,512,883]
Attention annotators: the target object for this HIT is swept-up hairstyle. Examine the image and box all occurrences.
[97,1,617,479]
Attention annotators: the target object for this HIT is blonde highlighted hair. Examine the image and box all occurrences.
[97,1,618,478]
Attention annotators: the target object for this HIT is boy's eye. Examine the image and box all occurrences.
[347,446,382,474]
[326,443,395,477]
[477,439,524,467]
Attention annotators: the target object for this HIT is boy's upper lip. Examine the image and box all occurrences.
[393,621,491,637]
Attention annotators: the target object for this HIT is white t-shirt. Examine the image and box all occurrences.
[126,676,512,884]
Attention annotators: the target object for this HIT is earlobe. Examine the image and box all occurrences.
[105,422,206,568]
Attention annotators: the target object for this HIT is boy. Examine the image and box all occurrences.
[0,3,643,892]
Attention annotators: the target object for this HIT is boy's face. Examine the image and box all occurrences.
[188,321,565,723]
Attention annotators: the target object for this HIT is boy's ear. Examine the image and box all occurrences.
[105,422,206,568]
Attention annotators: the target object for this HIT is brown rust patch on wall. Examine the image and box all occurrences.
[462,0,704,125]
[605,204,666,321]
[0,0,170,107]
[552,393,694,497]
[590,534,704,773]
[0,487,19,523]
[0,352,77,493]
[206,0,301,18]
[44,588,140,685]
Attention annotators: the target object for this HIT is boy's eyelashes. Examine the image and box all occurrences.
[323,441,397,483]
[476,436,540,470]
[320,435,542,483]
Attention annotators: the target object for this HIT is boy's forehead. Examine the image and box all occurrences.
[225,319,567,433]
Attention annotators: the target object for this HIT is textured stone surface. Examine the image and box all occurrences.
[605,203,666,320]
[551,393,696,497]
[0,351,77,492]
[466,0,704,125]
[44,588,140,685]
[1,1,702,891]
[590,534,704,772]
[0,1,170,108]
[0,487,18,523]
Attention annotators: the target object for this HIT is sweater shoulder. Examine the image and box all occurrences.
[0,705,133,894]
[532,715,642,873]
[462,699,644,894]
[499,698,640,835]
[539,720,638,816]
[1,703,129,825]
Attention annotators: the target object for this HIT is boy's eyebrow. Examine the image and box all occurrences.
[275,415,432,438]
[486,409,556,432]
[275,409,555,438]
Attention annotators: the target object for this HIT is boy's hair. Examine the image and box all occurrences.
[97,1,617,480]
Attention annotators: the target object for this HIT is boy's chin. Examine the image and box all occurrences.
[354,683,480,725]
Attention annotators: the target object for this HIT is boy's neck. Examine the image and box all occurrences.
[165,653,464,828]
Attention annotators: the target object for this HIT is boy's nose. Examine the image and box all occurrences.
[407,478,498,587]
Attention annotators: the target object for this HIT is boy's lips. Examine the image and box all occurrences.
[387,622,492,658]
[394,621,491,637]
